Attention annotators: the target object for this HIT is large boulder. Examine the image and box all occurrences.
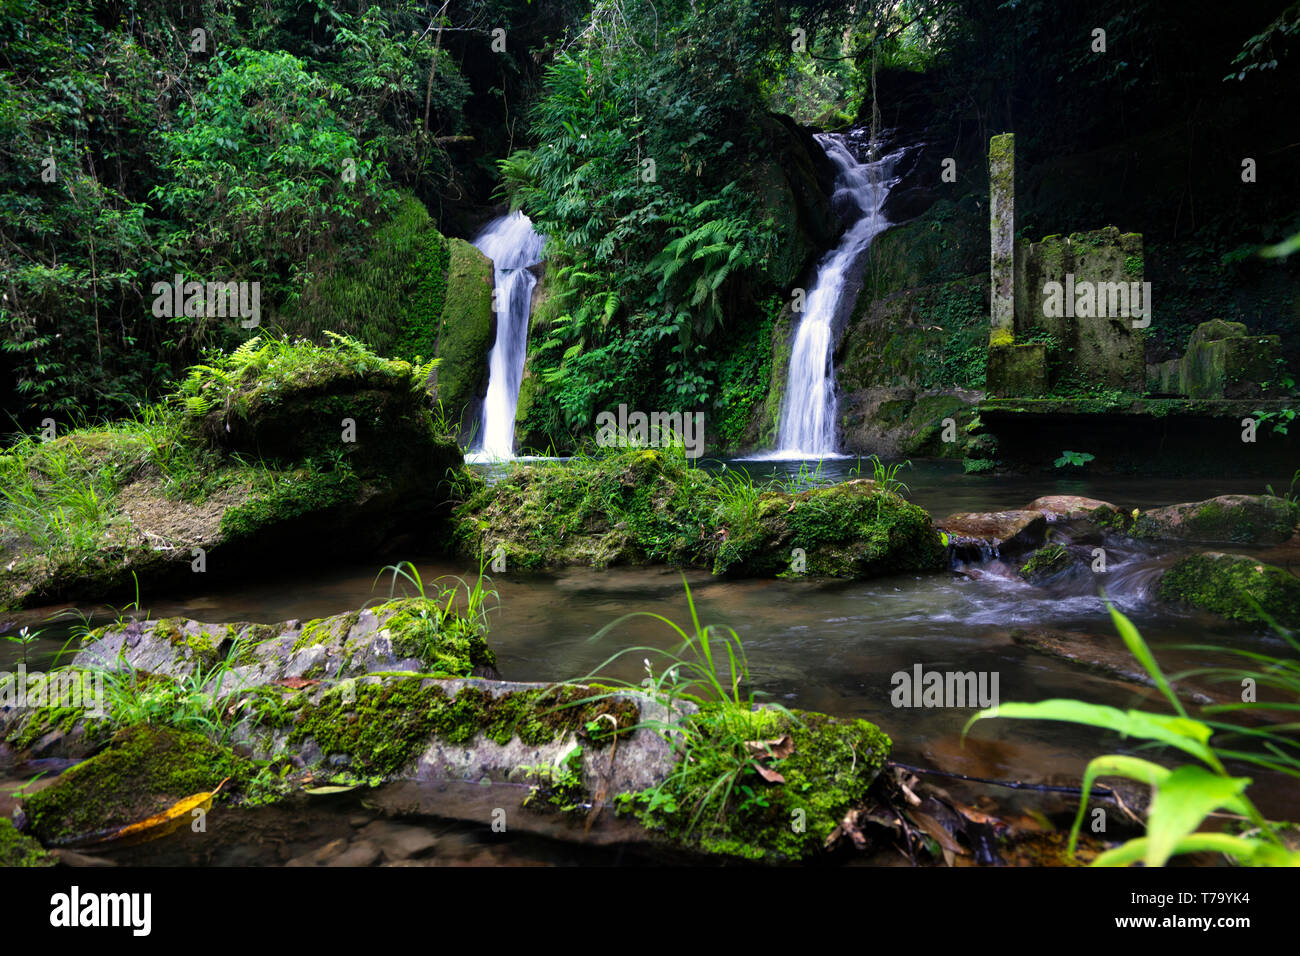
[452,450,946,579]
[937,510,1048,558]
[0,337,462,611]
[1133,495,1296,545]
[1159,552,1300,628]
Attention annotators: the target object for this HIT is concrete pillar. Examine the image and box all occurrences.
[989,133,1015,344]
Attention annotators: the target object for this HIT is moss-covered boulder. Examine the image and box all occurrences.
[620,706,891,863]
[1159,552,1300,627]
[21,724,257,846]
[1133,495,1297,545]
[0,817,54,866]
[1018,544,1072,582]
[452,448,946,579]
[0,336,462,611]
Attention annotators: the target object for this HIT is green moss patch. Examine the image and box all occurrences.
[278,679,638,779]
[1159,553,1300,628]
[621,707,891,863]
[453,447,945,580]
[1019,544,1071,582]
[22,724,257,846]
[0,817,54,867]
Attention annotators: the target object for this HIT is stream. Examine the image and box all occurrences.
[4,461,1296,865]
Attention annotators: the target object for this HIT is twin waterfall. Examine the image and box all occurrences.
[772,133,902,458]
[467,131,898,461]
[469,211,545,460]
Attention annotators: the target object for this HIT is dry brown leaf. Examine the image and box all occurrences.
[744,734,794,760]
[273,677,320,689]
[751,761,786,784]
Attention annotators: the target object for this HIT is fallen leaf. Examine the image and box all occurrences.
[751,761,786,784]
[70,778,229,850]
[303,784,361,796]
[273,677,320,689]
[745,734,794,760]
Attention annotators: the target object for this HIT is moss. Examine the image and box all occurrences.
[624,708,891,863]
[453,447,945,581]
[1019,544,1071,582]
[429,237,494,429]
[1159,554,1300,628]
[0,817,54,867]
[281,678,638,779]
[219,466,361,541]
[381,598,496,676]
[963,457,996,474]
[22,724,257,846]
[7,699,111,751]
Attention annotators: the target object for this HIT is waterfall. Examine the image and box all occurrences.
[468,211,545,460]
[770,133,904,459]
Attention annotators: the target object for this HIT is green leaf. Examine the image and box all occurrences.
[965,700,1216,765]
[1143,766,1252,867]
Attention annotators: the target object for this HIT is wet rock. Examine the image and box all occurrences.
[1022,495,1117,521]
[1009,628,1218,705]
[326,840,381,867]
[1158,552,1300,628]
[938,509,1048,558]
[285,837,348,867]
[357,820,437,860]
[1133,494,1296,545]
[1017,544,1073,583]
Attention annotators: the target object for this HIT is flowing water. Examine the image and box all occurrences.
[467,212,545,460]
[769,132,905,458]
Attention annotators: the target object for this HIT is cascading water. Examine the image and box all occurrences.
[770,133,905,458]
[468,211,545,460]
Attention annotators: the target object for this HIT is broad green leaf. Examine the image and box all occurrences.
[965,700,1216,765]
[1068,754,1170,857]
[1094,833,1300,867]
[1144,766,1252,867]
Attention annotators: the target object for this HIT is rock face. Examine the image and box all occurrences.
[1023,495,1118,521]
[937,509,1047,558]
[1133,495,1296,545]
[428,237,495,438]
[1159,552,1300,627]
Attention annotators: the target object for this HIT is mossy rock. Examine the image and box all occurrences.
[21,724,257,846]
[623,707,891,863]
[429,238,495,435]
[1132,495,1297,545]
[720,479,947,577]
[452,448,946,580]
[1019,544,1072,582]
[1158,553,1300,628]
[274,678,638,780]
[0,817,55,866]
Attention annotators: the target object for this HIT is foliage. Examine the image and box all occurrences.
[1054,450,1095,469]
[966,605,1299,867]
